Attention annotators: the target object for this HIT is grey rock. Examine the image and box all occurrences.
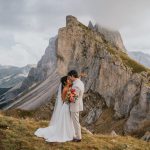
[85,108,102,124]
[88,21,126,52]
[88,21,95,30]
[124,83,150,134]
[95,24,126,52]
[141,131,150,142]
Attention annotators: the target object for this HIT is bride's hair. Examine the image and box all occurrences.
[60,76,68,91]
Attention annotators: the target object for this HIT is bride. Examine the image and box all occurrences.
[34,76,75,142]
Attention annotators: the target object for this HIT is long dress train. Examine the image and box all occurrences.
[34,84,75,142]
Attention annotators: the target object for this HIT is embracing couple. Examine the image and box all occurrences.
[34,70,85,143]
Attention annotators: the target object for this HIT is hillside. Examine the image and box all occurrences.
[0,110,149,150]
[128,51,150,68]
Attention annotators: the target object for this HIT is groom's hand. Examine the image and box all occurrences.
[72,86,80,97]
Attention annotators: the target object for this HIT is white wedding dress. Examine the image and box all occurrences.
[34,84,75,142]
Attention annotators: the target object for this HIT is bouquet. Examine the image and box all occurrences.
[65,88,78,103]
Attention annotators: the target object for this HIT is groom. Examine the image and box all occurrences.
[67,70,84,142]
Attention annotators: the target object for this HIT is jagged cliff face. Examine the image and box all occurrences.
[1,16,150,136]
[57,16,131,107]
[95,25,126,52]
[56,16,150,135]
[88,21,126,52]
[21,36,57,90]
[124,83,150,134]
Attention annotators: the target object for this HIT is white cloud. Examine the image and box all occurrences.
[14,31,48,59]
[0,0,150,66]
[0,44,32,67]
[0,31,49,67]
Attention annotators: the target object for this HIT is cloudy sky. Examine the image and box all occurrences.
[0,0,150,67]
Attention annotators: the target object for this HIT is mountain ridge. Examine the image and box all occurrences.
[128,51,150,68]
[0,64,36,88]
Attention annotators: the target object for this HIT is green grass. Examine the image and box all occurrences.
[78,22,91,31]
[119,52,149,73]
[107,44,150,74]
[0,110,149,150]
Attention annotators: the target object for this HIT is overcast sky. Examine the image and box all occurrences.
[0,0,150,67]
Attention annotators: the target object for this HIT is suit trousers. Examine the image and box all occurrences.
[70,112,81,139]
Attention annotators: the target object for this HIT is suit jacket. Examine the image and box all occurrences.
[70,78,84,112]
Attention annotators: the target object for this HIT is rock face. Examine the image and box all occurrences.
[124,83,150,134]
[56,16,150,135]
[88,21,126,52]
[1,15,150,136]
[21,36,57,90]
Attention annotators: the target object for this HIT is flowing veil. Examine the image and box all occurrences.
[48,83,63,126]
[34,83,75,142]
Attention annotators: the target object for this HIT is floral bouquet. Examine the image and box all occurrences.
[65,88,78,103]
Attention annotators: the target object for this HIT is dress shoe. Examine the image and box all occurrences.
[72,138,81,142]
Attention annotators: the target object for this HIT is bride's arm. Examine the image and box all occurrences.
[61,88,67,102]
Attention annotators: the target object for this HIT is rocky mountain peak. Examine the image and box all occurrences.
[66,15,78,27]
[88,21,95,30]
[88,21,126,52]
